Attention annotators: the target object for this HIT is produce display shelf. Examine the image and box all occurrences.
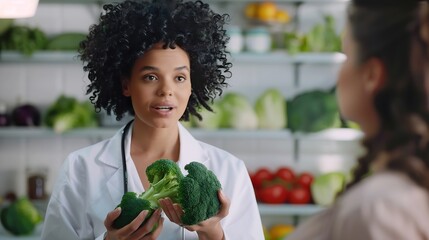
[258,203,325,216]
[39,0,349,3]
[0,51,346,65]
[0,127,362,141]
[0,51,80,64]
[231,52,346,64]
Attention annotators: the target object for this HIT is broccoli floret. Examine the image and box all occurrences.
[113,159,183,229]
[178,162,222,225]
[112,192,153,229]
[112,159,222,228]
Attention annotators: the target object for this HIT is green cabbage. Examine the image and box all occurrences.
[311,172,346,206]
[219,92,258,130]
[1,197,43,235]
[194,101,223,129]
[255,88,286,129]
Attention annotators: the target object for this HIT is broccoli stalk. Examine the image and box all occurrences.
[112,159,222,229]
[112,159,183,229]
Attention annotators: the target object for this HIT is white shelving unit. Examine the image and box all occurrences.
[0,51,345,64]
[0,0,350,225]
[0,126,361,141]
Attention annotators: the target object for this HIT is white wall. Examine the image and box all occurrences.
[0,2,360,202]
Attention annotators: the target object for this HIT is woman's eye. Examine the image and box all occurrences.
[177,76,186,82]
[144,75,157,81]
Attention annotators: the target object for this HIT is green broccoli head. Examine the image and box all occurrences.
[0,197,43,236]
[112,159,222,228]
[178,162,222,225]
[113,159,183,229]
[112,192,153,229]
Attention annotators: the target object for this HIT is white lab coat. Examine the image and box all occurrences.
[41,122,264,240]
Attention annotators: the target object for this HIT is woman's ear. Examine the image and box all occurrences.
[122,78,131,97]
[362,58,386,94]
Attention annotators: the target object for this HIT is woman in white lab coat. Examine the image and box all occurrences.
[288,0,429,239]
[41,0,264,239]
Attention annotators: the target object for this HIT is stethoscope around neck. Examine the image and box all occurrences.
[120,119,186,239]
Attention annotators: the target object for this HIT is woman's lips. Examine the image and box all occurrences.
[152,104,175,116]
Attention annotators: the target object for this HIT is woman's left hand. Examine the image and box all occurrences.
[159,190,230,240]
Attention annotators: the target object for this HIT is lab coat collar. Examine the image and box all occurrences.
[98,124,128,168]
[98,122,206,169]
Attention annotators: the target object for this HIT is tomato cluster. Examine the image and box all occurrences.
[249,167,314,204]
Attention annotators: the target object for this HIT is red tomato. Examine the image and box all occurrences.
[258,184,289,204]
[275,167,295,183]
[296,172,314,189]
[251,168,274,189]
[288,187,311,204]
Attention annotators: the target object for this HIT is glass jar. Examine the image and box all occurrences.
[226,26,244,53]
[27,167,47,200]
[245,27,272,53]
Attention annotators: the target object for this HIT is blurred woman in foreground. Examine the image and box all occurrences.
[288,0,429,239]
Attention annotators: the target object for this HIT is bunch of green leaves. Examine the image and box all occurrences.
[44,95,98,133]
[0,25,48,56]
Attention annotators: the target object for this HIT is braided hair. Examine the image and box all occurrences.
[346,0,429,191]
[78,0,232,121]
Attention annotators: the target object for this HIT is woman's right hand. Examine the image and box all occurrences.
[103,208,164,240]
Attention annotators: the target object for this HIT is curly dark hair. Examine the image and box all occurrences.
[345,0,429,192]
[78,0,232,121]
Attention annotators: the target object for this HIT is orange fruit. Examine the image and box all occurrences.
[244,3,258,19]
[257,1,277,22]
[275,10,291,24]
[269,224,295,239]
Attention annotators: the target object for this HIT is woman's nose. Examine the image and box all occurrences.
[157,84,173,97]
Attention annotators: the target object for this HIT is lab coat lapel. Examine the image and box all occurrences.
[98,125,128,203]
[177,123,206,172]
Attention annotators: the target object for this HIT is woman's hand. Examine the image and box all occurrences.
[103,208,164,240]
[159,190,230,240]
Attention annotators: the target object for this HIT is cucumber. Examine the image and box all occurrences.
[46,32,87,51]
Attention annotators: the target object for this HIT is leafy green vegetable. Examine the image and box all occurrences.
[46,32,87,51]
[44,95,98,133]
[254,88,286,129]
[311,172,346,206]
[0,25,48,56]
[194,101,223,129]
[306,15,341,52]
[0,19,13,36]
[219,92,258,130]
[287,90,341,133]
[0,197,43,235]
[285,14,341,54]
[113,159,222,228]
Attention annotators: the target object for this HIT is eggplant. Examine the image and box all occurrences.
[12,104,41,126]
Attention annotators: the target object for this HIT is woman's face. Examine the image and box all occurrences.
[123,43,192,129]
[336,23,378,131]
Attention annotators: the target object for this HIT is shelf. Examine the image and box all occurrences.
[0,51,80,64]
[0,127,362,141]
[258,203,324,216]
[0,51,345,65]
[231,52,346,64]
[38,0,349,3]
